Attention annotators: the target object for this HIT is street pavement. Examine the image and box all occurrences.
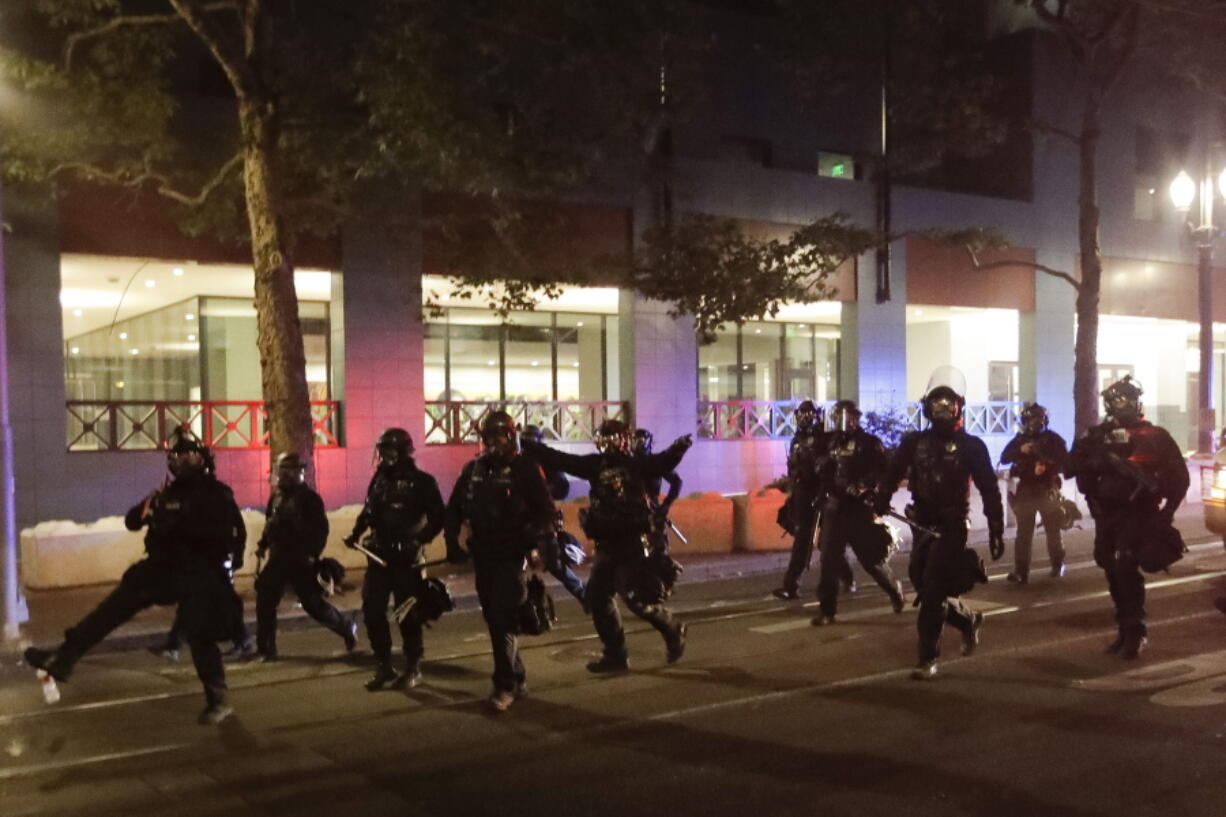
[4,508,1226,817]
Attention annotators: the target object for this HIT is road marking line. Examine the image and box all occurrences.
[0,742,193,780]
[643,609,1221,724]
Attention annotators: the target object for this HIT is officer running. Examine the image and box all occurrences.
[344,428,446,691]
[1000,403,1069,584]
[811,400,905,626]
[877,369,1006,680]
[525,419,692,672]
[25,428,245,724]
[773,400,827,600]
[254,452,358,661]
[1067,376,1188,659]
[445,411,557,712]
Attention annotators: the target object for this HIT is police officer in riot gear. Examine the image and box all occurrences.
[446,411,557,712]
[633,428,683,554]
[25,428,245,724]
[877,373,1006,680]
[811,400,905,625]
[345,428,446,691]
[520,424,586,605]
[1001,403,1069,584]
[773,400,827,600]
[525,419,692,671]
[1067,376,1188,659]
[254,452,357,661]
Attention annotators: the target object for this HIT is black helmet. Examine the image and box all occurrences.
[316,557,346,597]
[1101,375,1143,424]
[1020,403,1049,434]
[831,400,861,433]
[275,451,307,487]
[375,427,413,467]
[596,419,631,455]
[166,427,209,476]
[795,400,823,431]
[922,385,965,431]
[393,577,455,625]
[481,410,519,458]
[632,428,654,456]
[520,424,544,446]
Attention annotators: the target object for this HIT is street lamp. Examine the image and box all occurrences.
[1169,159,1226,455]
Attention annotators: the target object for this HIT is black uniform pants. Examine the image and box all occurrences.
[587,540,677,661]
[255,554,350,655]
[817,500,900,618]
[60,558,229,706]
[473,555,527,692]
[781,496,817,593]
[1012,489,1065,579]
[909,508,978,663]
[361,558,424,668]
[542,532,586,603]
[1092,505,1153,637]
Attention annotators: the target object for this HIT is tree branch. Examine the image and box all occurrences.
[62,2,238,71]
[52,153,243,206]
[965,245,1081,290]
[168,0,254,97]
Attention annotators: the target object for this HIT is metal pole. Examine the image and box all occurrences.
[0,183,24,640]
[1198,239,1215,455]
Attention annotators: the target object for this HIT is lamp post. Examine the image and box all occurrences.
[1169,159,1226,455]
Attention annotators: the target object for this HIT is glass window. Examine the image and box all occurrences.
[698,320,839,401]
[446,309,503,402]
[740,321,780,400]
[424,307,616,403]
[698,326,738,401]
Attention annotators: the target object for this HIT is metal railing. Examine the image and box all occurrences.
[903,401,1024,436]
[697,400,837,440]
[699,400,1023,440]
[425,400,631,445]
[66,400,343,452]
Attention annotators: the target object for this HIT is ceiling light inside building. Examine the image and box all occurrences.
[187,334,196,341]
[129,348,139,355]
[185,313,195,321]
[118,332,128,339]
[70,346,79,355]
[72,309,83,317]
[144,280,156,288]
[172,267,185,276]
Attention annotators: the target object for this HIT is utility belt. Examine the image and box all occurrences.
[363,534,422,562]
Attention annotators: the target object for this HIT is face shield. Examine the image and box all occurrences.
[376,444,401,468]
[833,405,859,433]
[632,432,652,456]
[595,430,630,456]
[276,463,306,489]
[482,429,519,459]
[168,449,205,477]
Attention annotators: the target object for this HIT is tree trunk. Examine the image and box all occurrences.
[238,99,313,461]
[1073,91,1103,435]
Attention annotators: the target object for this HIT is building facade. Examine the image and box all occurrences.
[5,20,1225,541]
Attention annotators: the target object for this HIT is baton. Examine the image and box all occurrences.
[353,541,388,567]
[878,508,942,540]
[665,519,689,545]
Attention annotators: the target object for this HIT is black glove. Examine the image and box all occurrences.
[343,533,360,549]
[989,526,1006,561]
[1158,503,1177,526]
[670,434,694,452]
[873,493,893,516]
[445,540,468,565]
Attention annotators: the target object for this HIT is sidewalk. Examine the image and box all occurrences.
[4,504,1216,657]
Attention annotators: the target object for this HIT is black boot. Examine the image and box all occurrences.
[24,647,70,683]
[365,662,398,691]
[586,654,630,674]
[1119,631,1148,660]
[665,622,687,664]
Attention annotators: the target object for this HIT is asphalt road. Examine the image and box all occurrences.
[5,538,1226,817]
